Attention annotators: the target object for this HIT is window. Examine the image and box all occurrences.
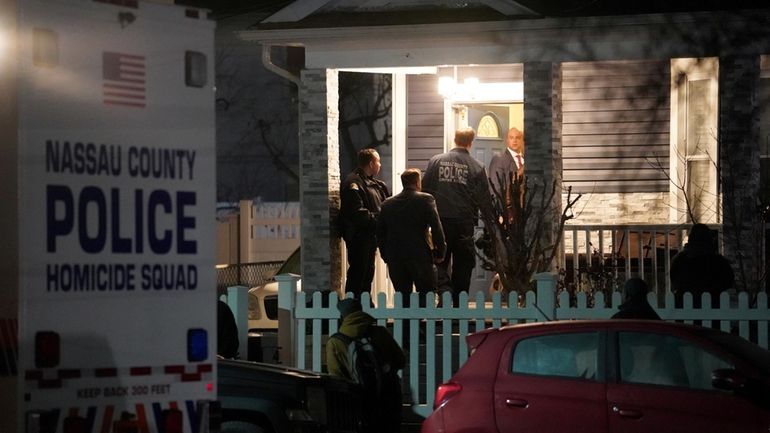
[670,58,720,224]
[619,332,733,390]
[476,113,501,139]
[512,332,598,380]
[185,51,208,88]
[264,296,278,320]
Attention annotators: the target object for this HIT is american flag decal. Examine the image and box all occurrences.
[102,51,146,108]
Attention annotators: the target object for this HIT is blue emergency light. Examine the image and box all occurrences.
[187,328,208,362]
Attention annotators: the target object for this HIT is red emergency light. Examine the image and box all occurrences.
[35,331,60,368]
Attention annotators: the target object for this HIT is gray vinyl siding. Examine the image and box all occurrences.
[407,61,670,191]
[407,74,444,170]
[562,60,671,194]
[407,65,524,170]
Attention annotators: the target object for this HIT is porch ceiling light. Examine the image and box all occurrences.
[439,76,481,100]
[438,76,523,103]
[464,76,479,89]
[438,76,455,98]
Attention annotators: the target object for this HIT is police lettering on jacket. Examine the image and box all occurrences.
[437,161,469,185]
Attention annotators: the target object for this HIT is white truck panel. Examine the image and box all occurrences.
[2,0,217,432]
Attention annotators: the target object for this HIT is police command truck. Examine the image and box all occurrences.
[0,0,218,432]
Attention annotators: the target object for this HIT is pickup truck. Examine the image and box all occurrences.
[219,359,363,433]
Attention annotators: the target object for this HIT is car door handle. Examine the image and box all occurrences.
[612,405,642,419]
[505,398,528,408]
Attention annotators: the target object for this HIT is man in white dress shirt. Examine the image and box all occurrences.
[488,127,525,219]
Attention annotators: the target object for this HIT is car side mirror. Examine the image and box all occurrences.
[711,368,746,392]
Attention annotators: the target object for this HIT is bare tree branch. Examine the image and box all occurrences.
[478,172,581,299]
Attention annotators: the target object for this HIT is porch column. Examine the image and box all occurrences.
[299,68,342,292]
[719,55,762,292]
[523,62,563,271]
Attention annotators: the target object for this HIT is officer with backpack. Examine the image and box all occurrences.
[326,298,406,433]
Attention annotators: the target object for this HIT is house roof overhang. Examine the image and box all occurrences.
[260,0,539,26]
[238,9,770,69]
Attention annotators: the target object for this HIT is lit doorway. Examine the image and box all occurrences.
[449,101,524,298]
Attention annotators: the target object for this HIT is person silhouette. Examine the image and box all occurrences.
[611,278,661,320]
[670,224,734,308]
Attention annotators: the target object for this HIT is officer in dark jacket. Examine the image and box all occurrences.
[422,127,491,305]
[339,148,390,298]
[377,168,446,307]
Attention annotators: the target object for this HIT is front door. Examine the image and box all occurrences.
[464,103,521,298]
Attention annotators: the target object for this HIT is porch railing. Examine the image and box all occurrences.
[560,224,721,298]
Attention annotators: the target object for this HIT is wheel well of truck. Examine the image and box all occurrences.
[222,409,275,433]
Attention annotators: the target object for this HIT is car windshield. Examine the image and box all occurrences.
[697,328,770,375]
[276,247,301,275]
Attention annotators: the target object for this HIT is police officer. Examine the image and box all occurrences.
[339,148,390,298]
[422,127,491,305]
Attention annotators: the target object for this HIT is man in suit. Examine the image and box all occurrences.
[377,168,446,307]
[488,127,525,218]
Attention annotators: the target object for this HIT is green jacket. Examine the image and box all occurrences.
[326,311,406,380]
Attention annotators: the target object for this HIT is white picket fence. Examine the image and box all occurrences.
[268,273,769,418]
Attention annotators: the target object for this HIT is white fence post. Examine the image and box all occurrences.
[534,272,557,321]
[277,273,300,366]
[226,285,249,360]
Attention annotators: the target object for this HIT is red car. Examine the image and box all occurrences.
[423,320,770,433]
